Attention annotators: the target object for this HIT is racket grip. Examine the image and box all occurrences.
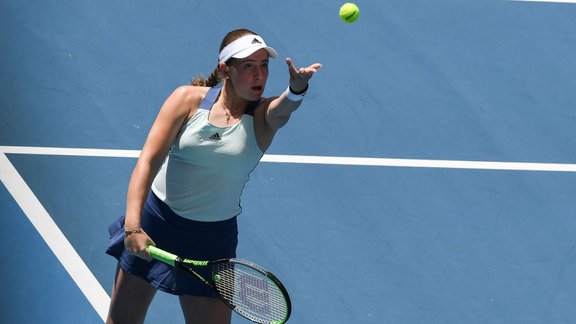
[147,245,177,266]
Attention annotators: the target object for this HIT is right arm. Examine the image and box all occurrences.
[123,86,205,260]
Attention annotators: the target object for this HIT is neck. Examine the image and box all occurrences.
[218,81,249,116]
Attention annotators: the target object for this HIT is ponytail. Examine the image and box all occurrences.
[190,65,221,87]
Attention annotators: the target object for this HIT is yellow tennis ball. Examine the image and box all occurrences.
[339,3,360,23]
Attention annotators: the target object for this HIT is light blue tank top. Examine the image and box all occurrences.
[151,87,264,221]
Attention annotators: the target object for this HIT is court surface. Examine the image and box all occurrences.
[2,0,576,323]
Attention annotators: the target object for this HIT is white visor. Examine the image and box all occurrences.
[218,35,278,64]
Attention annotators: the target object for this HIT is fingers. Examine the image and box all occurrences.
[137,250,153,262]
[285,58,299,76]
[285,58,322,94]
[126,247,151,261]
[285,58,323,76]
[299,63,323,74]
[124,232,155,261]
[142,239,155,261]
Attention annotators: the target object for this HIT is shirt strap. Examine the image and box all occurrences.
[199,86,221,110]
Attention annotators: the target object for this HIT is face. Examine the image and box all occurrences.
[225,48,270,100]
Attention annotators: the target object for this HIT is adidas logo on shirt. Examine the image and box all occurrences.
[209,133,221,141]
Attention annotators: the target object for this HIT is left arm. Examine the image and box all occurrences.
[265,58,322,131]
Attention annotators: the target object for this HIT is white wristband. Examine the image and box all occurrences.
[285,86,307,102]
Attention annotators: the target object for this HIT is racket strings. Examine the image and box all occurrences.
[213,263,289,323]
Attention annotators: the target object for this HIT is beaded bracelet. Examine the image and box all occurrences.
[124,227,143,236]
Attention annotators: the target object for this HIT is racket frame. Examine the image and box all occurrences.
[147,245,291,324]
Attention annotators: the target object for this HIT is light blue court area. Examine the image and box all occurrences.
[2,0,576,323]
[0,182,102,323]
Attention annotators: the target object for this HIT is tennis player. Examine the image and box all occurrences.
[105,28,321,323]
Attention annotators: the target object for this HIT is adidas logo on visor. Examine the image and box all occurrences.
[251,38,262,44]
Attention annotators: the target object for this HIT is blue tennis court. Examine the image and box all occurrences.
[2,0,576,323]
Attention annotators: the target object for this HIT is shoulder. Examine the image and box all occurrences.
[165,86,210,119]
[254,96,275,111]
[170,85,210,106]
[252,96,275,121]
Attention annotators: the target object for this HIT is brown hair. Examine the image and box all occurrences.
[190,29,258,87]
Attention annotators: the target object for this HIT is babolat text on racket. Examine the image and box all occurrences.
[147,245,291,324]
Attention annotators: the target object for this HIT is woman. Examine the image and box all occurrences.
[106,28,321,323]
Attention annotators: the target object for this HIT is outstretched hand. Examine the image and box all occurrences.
[286,58,322,93]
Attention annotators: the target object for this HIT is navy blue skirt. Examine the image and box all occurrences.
[106,192,238,296]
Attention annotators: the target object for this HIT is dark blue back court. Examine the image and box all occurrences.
[2,0,576,323]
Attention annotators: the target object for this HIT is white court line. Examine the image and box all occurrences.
[509,0,576,3]
[0,146,141,158]
[261,154,576,172]
[2,145,576,172]
[0,151,110,321]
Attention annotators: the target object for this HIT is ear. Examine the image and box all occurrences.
[218,63,229,79]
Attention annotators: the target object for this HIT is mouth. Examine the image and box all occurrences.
[251,86,263,92]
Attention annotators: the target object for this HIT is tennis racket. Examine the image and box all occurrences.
[147,245,291,324]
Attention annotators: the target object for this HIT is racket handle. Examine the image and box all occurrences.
[147,245,177,266]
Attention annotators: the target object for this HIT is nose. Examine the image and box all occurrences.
[254,65,269,80]
[253,66,263,79]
